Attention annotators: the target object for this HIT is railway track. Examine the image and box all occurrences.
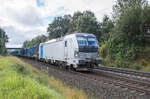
[40,61,150,95]
[92,69,150,95]
[21,57,150,96]
[97,66,150,78]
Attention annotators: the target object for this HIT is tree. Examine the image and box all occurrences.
[107,0,150,60]
[112,0,148,21]
[113,0,149,45]
[99,15,114,42]
[69,11,100,39]
[23,40,30,48]
[23,35,47,47]
[47,11,101,40]
[47,15,71,39]
[0,28,8,54]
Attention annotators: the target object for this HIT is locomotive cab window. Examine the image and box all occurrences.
[77,36,87,46]
[65,41,67,47]
[87,37,97,46]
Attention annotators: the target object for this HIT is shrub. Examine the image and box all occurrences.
[141,59,148,67]
[99,43,107,58]
[131,63,141,70]
[114,59,130,68]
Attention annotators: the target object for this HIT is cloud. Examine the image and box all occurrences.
[41,0,116,20]
[0,0,120,47]
[0,0,44,29]
[7,7,44,27]
[3,26,45,48]
[0,0,47,47]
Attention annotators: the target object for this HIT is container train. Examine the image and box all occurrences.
[13,33,101,71]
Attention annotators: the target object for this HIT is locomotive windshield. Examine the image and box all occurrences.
[77,36,87,46]
[77,35,98,52]
[87,37,97,46]
[77,36,97,46]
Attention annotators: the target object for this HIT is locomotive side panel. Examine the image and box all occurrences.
[44,40,65,61]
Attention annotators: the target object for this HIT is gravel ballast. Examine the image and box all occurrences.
[21,58,149,99]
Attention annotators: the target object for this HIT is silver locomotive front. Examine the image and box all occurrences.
[74,33,101,70]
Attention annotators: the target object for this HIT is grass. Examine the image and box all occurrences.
[0,56,90,99]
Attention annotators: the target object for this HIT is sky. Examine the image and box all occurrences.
[0,0,147,48]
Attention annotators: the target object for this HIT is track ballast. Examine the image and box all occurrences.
[20,57,150,99]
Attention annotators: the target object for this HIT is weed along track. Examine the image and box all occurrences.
[21,57,150,99]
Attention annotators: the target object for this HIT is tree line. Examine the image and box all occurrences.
[103,0,150,68]
[0,28,8,55]
[24,10,113,47]
[24,0,150,67]
[23,35,47,47]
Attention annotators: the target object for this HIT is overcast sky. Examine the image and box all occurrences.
[0,0,148,48]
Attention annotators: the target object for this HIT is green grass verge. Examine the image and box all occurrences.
[0,57,63,99]
[0,56,89,99]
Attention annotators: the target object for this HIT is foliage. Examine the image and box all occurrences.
[131,63,141,70]
[99,15,114,42]
[106,0,150,61]
[107,39,139,60]
[23,35,47,47]
[99,43,107,59]
[112,0,149,46]
[22,0,150,70]
[141,59,149,67]
[0,28,8,55]
[68,11,100,38]
[47,11,101,40]
[112,0,148,21]
[47,15,71,39]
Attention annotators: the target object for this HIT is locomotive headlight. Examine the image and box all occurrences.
[74,51,79,57]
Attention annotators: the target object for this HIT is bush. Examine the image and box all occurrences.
[141,59,148,67]
[99,43,107,58]
[114,59,130,68]
[131,63,141,70]
[106,37,140,59]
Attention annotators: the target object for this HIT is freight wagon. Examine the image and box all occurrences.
[20,46,39,59]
